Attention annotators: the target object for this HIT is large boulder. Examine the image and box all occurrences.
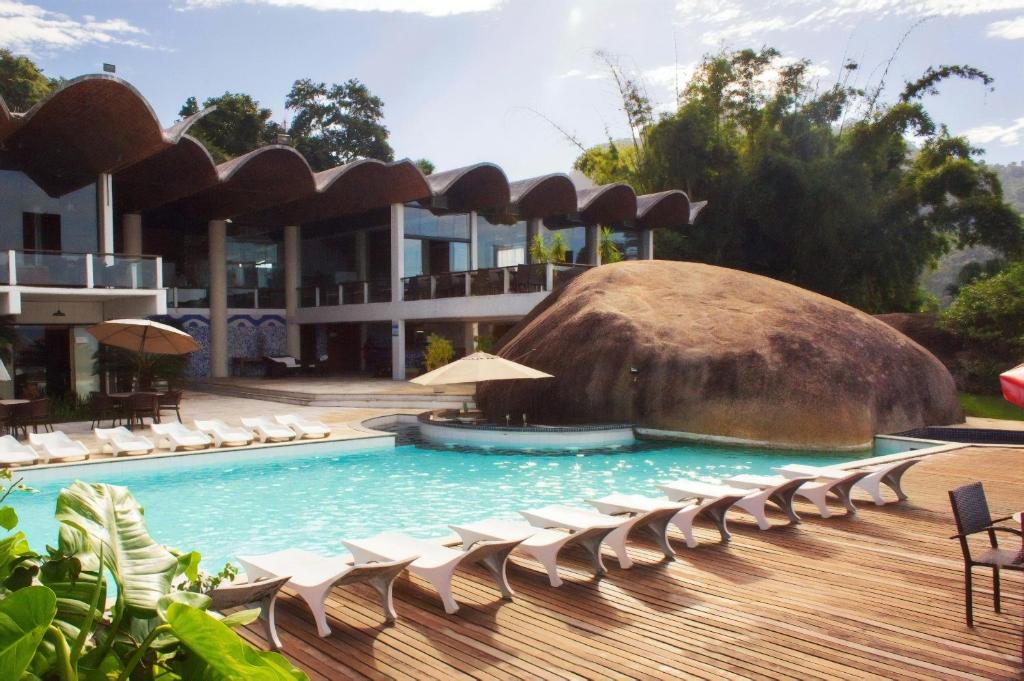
[476,261,962,449]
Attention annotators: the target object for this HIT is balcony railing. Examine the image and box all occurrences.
[165,287,285,309]
[3,250,162,289]
[298,263,593,308]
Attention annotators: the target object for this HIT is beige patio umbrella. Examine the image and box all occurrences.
[410,351,553,386]
[88,319,199,355]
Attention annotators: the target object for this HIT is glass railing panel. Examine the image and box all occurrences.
[470,268,504,296]
[257,288,285,308]
[552,263,591,288]
[433,272,465,299]
[511,264,546,293]
[299,286,318,307]
[341,281,366,305]
[368,280,391,303]
[320,287,340,306]
[174,288,208,308]
[227,288,256,308]
[15,251,87,287]
[403,276,432,301]
[92,254,158,289]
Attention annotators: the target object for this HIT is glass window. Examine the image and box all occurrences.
[478,216,527,269]
[539,225,587,264]
[404,238,423,277]
[404,205,470,240]
[610,229,642,261]
[450,242,469,272]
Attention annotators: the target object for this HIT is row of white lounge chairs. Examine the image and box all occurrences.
[232,455,923,650]
[0,414,333,466]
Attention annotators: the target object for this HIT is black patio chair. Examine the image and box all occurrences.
[0,403,11,436]
[12,398,51,437]
[948,481,1023,626]
[88,392,123,429]
[126,393,160,430]
[158,390,183,423]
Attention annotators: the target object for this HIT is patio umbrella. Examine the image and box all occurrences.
[410,351,553,386]
[88,319,198,356]
[999,364,1024,409]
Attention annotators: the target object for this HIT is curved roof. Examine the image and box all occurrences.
[508,173,577,219]
[427,163,510,211]
[635,190,691,230]
[246,157,431,226]
[0,94,14,140]
[0,75,209,197]
[576,183,637,225]
[115,136,219,213]
[170,145,317,220]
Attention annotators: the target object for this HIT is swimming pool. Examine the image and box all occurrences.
[14,429,862,570]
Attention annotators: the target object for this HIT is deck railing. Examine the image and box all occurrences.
[298,263,592,308]
[3,250,162,289]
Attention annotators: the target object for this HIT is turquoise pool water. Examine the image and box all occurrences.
[12,431,857,570]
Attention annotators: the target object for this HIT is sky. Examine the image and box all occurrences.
[1,0,1023,180]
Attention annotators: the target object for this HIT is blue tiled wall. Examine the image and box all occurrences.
[165,312,287,378]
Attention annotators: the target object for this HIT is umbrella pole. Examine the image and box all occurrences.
[136,325,149,391]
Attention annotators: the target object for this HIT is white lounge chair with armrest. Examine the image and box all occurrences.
[150,422,212,451]
[659,477,811,531]
[194,419,254,447]
[206,575,292,650]
[240,417,298,443]
[28,432,90,463]
[722,474,815,525]
[588,490,746,551]
[343,531,526,614]
[449,513,626,587]
[237,548,418,637]
[519,504,657,569]
[0,435,38,467]
[770,465,870,516]
[94,426,155,457]
[777,457,923,506]
[274,414,331,439]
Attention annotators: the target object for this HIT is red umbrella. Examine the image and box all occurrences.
[999,364,1024,409]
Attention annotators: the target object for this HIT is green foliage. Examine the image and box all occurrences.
[529,232,570,264]
[424,334,454,372]
[946,257,1006,297]
[599,227,622,264]
[179,92,283,163]
[415,158,435,175]
[549,232,569,263]
[474,334,495,353]
[959,393,1024,421]
[942,261,1024,357]
[286,78,393,171]
[0,50,57,113]
[0,480,309,680]
[574,47,1024,313]
[529,234,551,263]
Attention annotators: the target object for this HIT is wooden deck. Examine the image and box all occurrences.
[239,446,1023,679]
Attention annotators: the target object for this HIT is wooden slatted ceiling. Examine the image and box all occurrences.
[236,446,1023,680]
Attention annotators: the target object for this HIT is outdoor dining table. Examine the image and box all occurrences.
[0,400,28,406]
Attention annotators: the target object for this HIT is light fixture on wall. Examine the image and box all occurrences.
[52,308,66,318]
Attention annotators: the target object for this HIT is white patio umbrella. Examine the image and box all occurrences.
[87,319,198,356]
[410,351,553,386]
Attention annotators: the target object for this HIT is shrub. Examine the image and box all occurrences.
[424,333,454,371]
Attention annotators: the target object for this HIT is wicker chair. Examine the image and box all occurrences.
[948,482,1023,626]
[0,403,11,436]
[13,398,51,437]
[88,392,122,429]
[126,393,160,430]
[158,390,183,423]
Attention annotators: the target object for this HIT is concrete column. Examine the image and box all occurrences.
[391,318,405,380]
[208,219,228,378]
[469,211,479,271]
[526,218,541,264]
[358,323,368,371]
[284,224,301,359]
[355,230,368,281]
[123,212,143,256]
[463,322,479,356]
[640,229,655,260]
[390,203,404,302]
[96,173,114,254]
[585,225,601,266]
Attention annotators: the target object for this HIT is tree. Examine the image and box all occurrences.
[599,227,622,263]
[0,50,58,112]
[178,93,282,163]
[415,158,435,175]
[286,78,393,171]
[572,48,1024,313]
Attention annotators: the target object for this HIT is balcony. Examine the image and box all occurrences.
[164,287,285,309]
[2,250,162,289]
[298,263,593,308]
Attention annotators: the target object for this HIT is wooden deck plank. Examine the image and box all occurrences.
[243,446,1023,679]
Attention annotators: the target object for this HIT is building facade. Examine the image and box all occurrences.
[0,75,694,397]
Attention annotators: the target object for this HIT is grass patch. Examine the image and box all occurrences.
[959,393,1024,421]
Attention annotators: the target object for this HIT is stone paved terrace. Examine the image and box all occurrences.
[229,445,1023,680]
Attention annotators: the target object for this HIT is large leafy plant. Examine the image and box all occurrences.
[0,472,307,680]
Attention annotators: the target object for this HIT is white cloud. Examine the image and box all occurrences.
[963,117,1024,146]
[675,0,1024,45]
[0,0,149,54]
[180,0,504,16]
[988,16,1024,38]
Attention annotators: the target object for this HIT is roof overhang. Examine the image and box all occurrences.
[426,163,510,212]
[634,190,691,230]
[508,173,578,219]
[575,183,637,226]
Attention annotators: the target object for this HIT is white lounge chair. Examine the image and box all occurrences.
[660,477,811,531]
[28,432,90,463]
[150,423,212,451]
[274,414,331,439]
[449,515,623,587]
[194,420,254,447]
[779,458,923,506]
[237,548,417,637]
[0,435,38,467]
[94,426,155,457]
[206,575,291,650]
[588,491,746,551]
[343,531,526,614]
[519,505,650,569]
[240,417,298,443]
[771,465,870,516]
[722,474,815,525]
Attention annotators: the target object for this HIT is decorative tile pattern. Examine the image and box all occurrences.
[165,312,287,377]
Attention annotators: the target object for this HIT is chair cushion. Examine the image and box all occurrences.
[976,547,1024,567]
